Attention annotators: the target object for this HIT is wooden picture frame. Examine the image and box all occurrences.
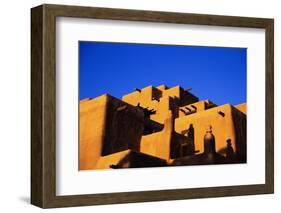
[31,4,274,208]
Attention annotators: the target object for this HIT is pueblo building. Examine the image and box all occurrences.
[79,85,246,170]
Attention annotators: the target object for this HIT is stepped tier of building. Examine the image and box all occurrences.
[79,85,246,170]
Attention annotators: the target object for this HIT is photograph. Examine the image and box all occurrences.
[79,41,247,170]
[30,4,274,208]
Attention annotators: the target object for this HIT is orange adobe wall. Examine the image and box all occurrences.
[79,85,246,170]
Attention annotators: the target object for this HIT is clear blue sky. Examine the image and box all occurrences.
[79,41,246,105]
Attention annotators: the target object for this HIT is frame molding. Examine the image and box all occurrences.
[31,4,274,208]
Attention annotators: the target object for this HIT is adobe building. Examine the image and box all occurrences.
[79,85,246,170]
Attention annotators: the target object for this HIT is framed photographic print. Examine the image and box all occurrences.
[31,4,274,208]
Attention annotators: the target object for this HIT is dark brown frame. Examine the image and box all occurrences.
[31,4,274,208]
